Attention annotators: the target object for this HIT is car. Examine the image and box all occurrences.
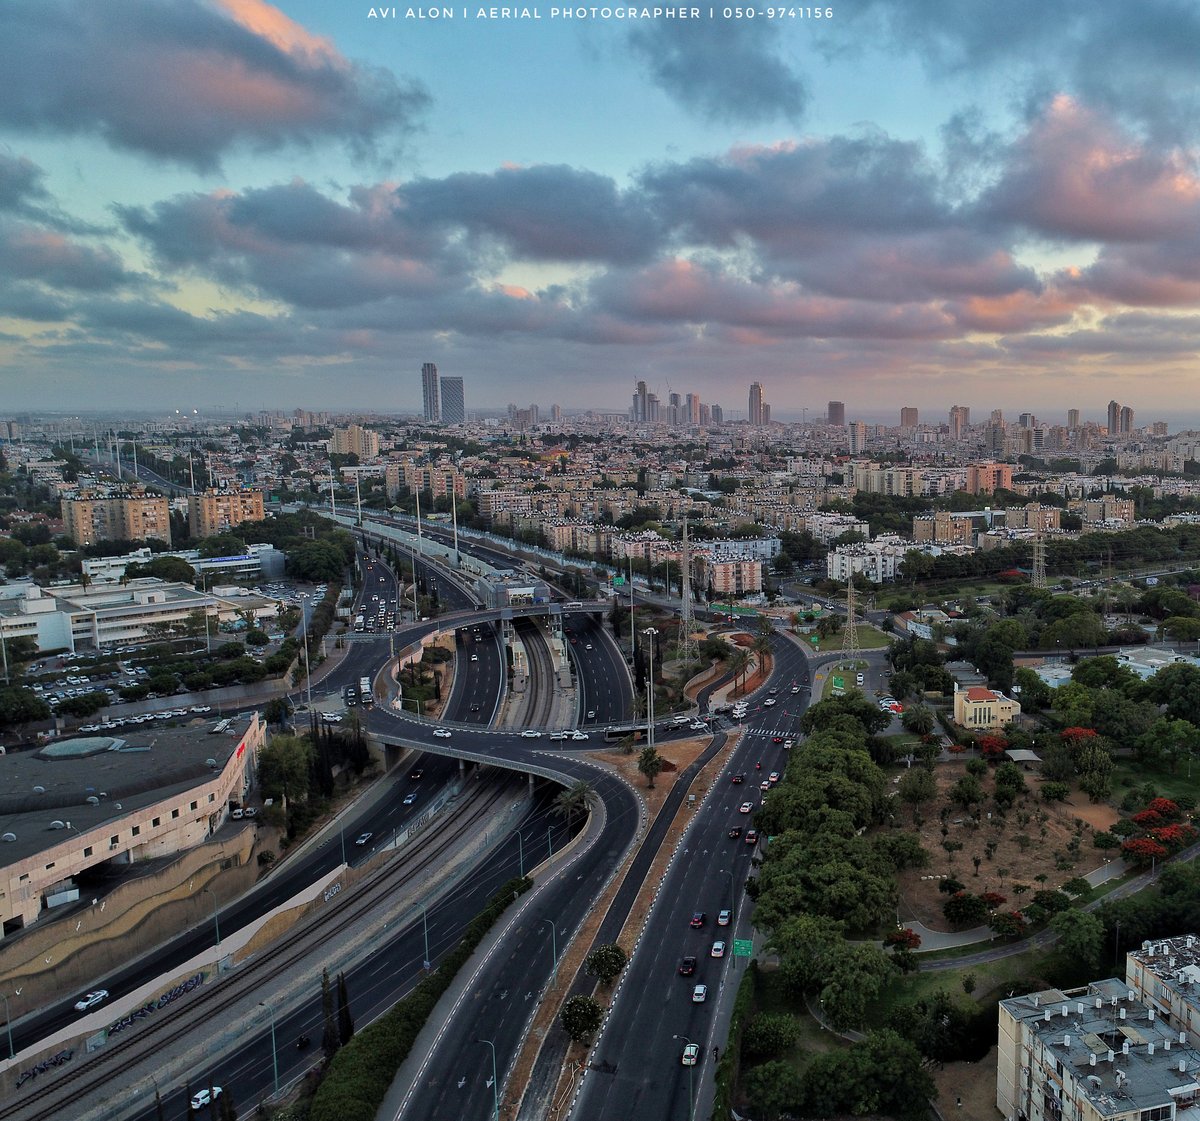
[783,740,794,750]
[520,729,542,738]
[711,941,726,958]
[790,685,801,694]
[586,710,596,719]
[768,687,778,695]
[409,768,424,780]
[585,643,593,650]
[191,1088,223,1110]
[689,911,706,928]
[355,832,373,846]
[433,728,452,738]
[692,984,708,1003]
[856,673,865,686]
[745,829,759,845]
[470,703,481,712]
[74,989,109,1012]
[230,808,244,820]
[549,731,569,741]
[760,780,770,792]
[243,808,257,818]
[771,735,784,744]
[762,697,776,707]
[673,714,691,724]
[678,955,697,976]
[690,721,708,731]
[571,730,588,741]
[727,826,743,839]
[470,654,479,662]
[681,1042,700,1066]
[730,773,744,785]
[768,771,780,784]
[889,703,905,714]
[403,792,419,805]
[739,801,753,813]
[717,909,731,926]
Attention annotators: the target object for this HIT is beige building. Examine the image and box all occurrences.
[966,462,1015,494]
[0,715,263,937]
[62,489,172,547]
[953,685,1021,729]
[701,556,763,597]
[1006,503,1062,532]
[1070,496,1137,527]
[330,425,380,459]
[187,487,265,538]
[913,510,974,546]
[998,973,1200,1121]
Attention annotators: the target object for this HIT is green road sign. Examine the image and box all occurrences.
[733,939,754,958]
[810,635,819,645]
[832,675,844,690]
[613,576,625,586]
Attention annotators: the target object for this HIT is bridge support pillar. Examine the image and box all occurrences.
[459,758,466,775]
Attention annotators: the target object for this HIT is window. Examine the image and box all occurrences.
[172,809,179,819]
[152,817,160,828]
[131,826,140,837]
[208,793,215,803]
[190,801,198,811]
[84,846,93,857]
[45,862,55,871]
[110,835,119,846]
[1141,1108,1172,1121]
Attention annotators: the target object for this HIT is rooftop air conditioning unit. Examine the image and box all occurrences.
[1,833,15,843]
[50,820,65,830]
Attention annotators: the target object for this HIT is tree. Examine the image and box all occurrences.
[743,1060,805,1121]
[336,971,354,1046]
[1052,909,1104,972]
[560,994,603,1042]
[0,686,51,733]
[637,746,663,788]
[817,941,894,1031]
[257,734,314,803]
[943,892,988,927]
[743,1012,803,1059]
[584,943,628,985]
[768,913,844,994]
[553,780,594,831]
[898,767,937,823]
[320,967,337,1059]
[900,704,935,736]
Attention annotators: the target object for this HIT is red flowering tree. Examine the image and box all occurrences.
[1122,837,1169,867]
[988,911,1025,939]
[1132,809,1166,828]
[981,892,1008,910]
[1146,797,1181,821]
[947,743,967,754]
[1150,824,1198,853]
[885,928,922,950]
[979,735,1009,762]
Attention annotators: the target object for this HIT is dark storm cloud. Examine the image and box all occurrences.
[0,0,429,170]
[0,225,133,291]
[0,153,49,213]
[627,20,806,125]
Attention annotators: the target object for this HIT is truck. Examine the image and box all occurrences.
[358,676,374,704]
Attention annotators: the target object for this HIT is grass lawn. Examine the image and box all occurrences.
[754,969,849,1075]
[1112,761,1199,804]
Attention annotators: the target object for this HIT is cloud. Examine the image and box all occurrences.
[0,153,49,213]
[0,226,133,291]
[627,20,806,125]
[0,0,429,170]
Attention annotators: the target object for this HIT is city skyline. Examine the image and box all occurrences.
[1,2,1199,418]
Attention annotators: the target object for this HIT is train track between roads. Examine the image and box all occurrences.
[1,777,522,1121]
[518,618,556,730]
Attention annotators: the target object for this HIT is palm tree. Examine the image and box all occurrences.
[553,780,594,832]
[728,648,752,694]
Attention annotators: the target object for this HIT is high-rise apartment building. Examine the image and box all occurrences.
[439,377,465,425]
[949,404,970,439]
[828,401,846,427]
[1067,408,1080,429]
[847,421,868,454]
[686,393,701,424]
[331,425,380,459]
[1120,405,1134,434]
[710,404,723,424]
[551,404,562,422]
[421,362,440,422]
[1107,399,1121,435]
[632,380,650,423]
[966,462,1014,494]
[188,488,266,539]
[748,382,766,425]
[899,407,918,428]
[63,489,172,547]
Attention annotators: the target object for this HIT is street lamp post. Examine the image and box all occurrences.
[476,1038,499,1121]
[542,917,558,987]
[643,627,658,748]
[201,887,221,948]
[299,594,312,709]
[517,830,524,877]
[419,904,431,971]
[673,1034,696,1121]
[259,1002,279,1097]
[547,824,554,867]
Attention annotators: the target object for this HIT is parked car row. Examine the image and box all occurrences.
[77,706,212,733]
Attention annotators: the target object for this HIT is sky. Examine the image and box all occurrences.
[1,0,1199,426]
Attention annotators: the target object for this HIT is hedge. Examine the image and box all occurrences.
[710,961,759,1121]
[307,875,532,1121]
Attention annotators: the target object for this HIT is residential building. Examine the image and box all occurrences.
[421,362,440,422]
[440,377,466,425]
[826,541,903,584]
[330,425,380,459]
[998,975,1200,1121]
[953,684,1021,729]
[828,401,846,427]
[966,462,1015,494]
[847,421,868,454]
[913,510,974,546]
[62,489,172,548]
[749,382,767,426]
[1067,408,1081,429]
[1126,934,1200,1037]
[187,487,265,538]
[949,404,971,439]
[900,407,918,429]
[700,555,763,597]
[804,512,871,544]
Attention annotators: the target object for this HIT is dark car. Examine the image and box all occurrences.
[727,826,743,840]
[409,768,424,780]
[689,911,706,928]
[771,735,785,744]
[745,829,759,846]
[678,955,697,976]
[730,773,744,785]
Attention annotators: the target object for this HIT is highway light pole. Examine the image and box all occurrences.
[419,904,431,971]
[476,1037,499,1121]
[541,917,558,988]
[259,1001,279,1097]
[201,887,221,949]
[517,830,524,877]
[547,824,554,867]
[299,594,312,709]
[673,1034,696,1121]
[643,627,658,748]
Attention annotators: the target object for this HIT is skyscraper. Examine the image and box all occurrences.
[710,404,723,424]
[632,380,649,423]
[949,405,970,440]
[440,376,465,424]
[1107,399,1120,435]
[686,393,701,424]
[900,407,918,428]
[847,421,868,454]
[748,382,765,425]
[1120,405,1134,434]
[421,362,440,422]
[1067,408,1080,429]
[828,401,846,427]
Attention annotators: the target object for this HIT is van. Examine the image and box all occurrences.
[230,807,244,819]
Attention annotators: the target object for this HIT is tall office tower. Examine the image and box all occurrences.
[762,404,770,425]
[421,362,440,422]
[710,404,723,424]
[698,403,711,425]
[1120,405,1134,434]
[828,400,846,427]
[748,382,765,425]
[686,393,701,424]
[847,421,868,454]
[949,405,970,439]
[551,404,562,422]
[1107,399,1121,434]
[668,392,681,410]
[1067,408,1080,429]
[440,377,465,424]
[632,380,649,422]
[990,408,1004,425]
[1018,413,1037,429]
[507,403,518,421]
[528,404,540,425]
[900,407,918,428]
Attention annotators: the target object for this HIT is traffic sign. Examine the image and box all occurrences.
[733,939,753,958]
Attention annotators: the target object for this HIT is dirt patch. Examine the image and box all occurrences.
[931,1047,1001,1119]
[894,763,1113,929]
[507,732,739,1120]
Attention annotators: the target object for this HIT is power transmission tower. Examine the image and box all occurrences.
[676,519,699,668]
[841,577,861,657]
[1031,515,1047,589]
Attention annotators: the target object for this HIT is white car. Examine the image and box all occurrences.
[739,801,754,814]
[571,731,588,741]
[74,989,109,1012]
[190,1088,222,1110]
[690,721,708,731]
[470,654,479,662]
[711,941,726,958]
[691,984,708,1003]
[762,698,776,707]
[549,731,569,741]
[520,729,542,738]
[432,728,452,738]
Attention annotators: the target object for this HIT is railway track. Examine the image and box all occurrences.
[1,776,522,1121]
[516,618,556,729]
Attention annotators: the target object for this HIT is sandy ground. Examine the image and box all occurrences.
[932,1047,1002,1119]
[894,763,1120,928]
